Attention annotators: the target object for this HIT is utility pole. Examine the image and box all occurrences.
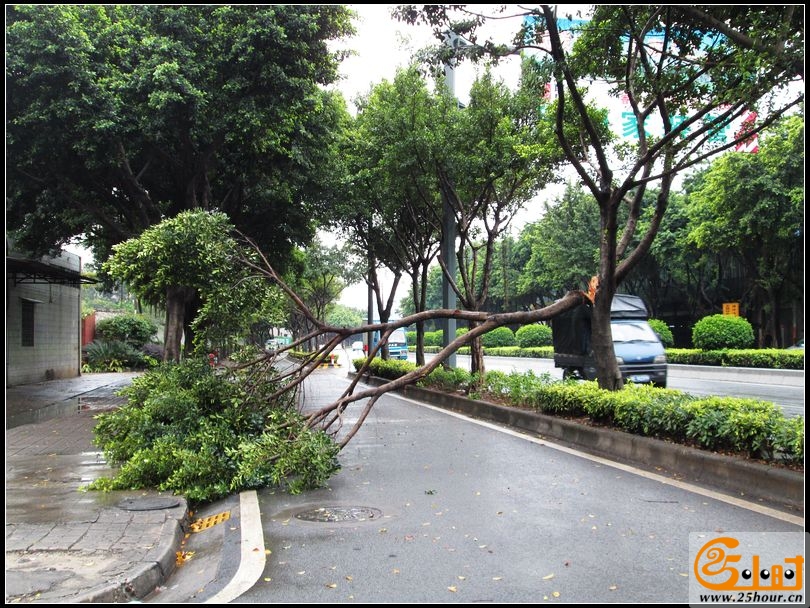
[440,30,463,369]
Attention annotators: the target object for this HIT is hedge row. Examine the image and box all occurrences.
[664,348,804,370]
[352,358,803,465]
[410,346,803,370]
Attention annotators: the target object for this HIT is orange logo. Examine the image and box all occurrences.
[693,536,805,591]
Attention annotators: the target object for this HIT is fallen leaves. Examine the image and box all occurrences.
[175,550,194,565]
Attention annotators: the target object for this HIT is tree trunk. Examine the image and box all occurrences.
[414,271,427,366]
[591,291,622,390]
[164,285,191,362]
[469,320,486,378]
[183,294,202,358]
[766,291,780,348]
[415,320,426,367]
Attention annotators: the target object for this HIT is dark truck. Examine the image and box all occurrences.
[552,294,668,387]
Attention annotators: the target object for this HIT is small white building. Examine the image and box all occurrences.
[6,241,92,386]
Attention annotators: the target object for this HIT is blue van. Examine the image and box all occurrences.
[552,294,667,387]
[363,326,409,360]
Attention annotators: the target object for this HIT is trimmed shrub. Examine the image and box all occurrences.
[481,326,516,348]
[421,366,475,392]
[424,330,443,347]
[692,314,755,350]
[515,323,553,348]
[96,314,158,348]
[648,319,674,348]
[351,358,804,465]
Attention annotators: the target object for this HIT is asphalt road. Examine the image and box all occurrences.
[226,371,803,604]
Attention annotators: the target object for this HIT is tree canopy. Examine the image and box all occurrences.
[6,4,354,268]
[394,4,803,388]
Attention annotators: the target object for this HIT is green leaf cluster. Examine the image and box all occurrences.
[480,326,517,348]
[355,364,802,464]
[647,319,674,348]
[515,324,553,348]
[95,314,158,348]
[692,314,755,350]
[86,358,340,503]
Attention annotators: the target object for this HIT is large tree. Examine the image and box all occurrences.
[343,67,445,364]
[395,5,804,388]
[685,114,805,347]
[6,4,354,355]
[432,63,578,375]
[103,210,256,361]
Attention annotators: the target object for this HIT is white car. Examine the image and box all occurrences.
[350,340,365,355]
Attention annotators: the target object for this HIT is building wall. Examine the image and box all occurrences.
[6,256,82,386]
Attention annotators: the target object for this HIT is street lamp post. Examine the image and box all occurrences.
[440,30,465,369]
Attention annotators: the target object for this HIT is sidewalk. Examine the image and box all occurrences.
[5,373,189,604]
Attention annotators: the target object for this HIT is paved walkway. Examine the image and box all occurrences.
[5,373,188,603]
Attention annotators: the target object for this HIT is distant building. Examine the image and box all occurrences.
[6,241,94,386]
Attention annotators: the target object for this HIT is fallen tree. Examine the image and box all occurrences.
[235,233,589,447]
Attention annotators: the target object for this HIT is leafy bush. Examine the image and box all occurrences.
[420,366,475,392]
[648,319,674,348]
[424,330,443,347]
[692,314,755,350]
[354,357,417,379]
[478,369,555,407]
[95,314,158,348]
[515,324,553,348]
[481,326,516,348]
[86,358,340,503]
[353,360,803,465]
[83,340,151,372]
[682,396,784,458]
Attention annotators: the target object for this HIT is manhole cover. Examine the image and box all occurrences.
[295,506,382,523]
[118,497,182,511]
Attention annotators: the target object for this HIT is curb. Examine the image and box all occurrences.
[352,373,804,514]
[75,501,190,603]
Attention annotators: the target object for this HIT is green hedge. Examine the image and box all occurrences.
[665,348,804,370]
[352,360,803,465]
[408,345,802,370]
[515,324,553,348]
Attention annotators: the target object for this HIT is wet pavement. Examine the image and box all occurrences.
[5,372,189,604]
[4,360,805,603]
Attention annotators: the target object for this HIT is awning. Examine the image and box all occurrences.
[6,257,97,287]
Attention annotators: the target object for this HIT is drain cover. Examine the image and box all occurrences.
[295,506,382,523]
[118,497,182,511]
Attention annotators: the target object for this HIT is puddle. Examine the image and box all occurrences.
[6,395,125,429]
